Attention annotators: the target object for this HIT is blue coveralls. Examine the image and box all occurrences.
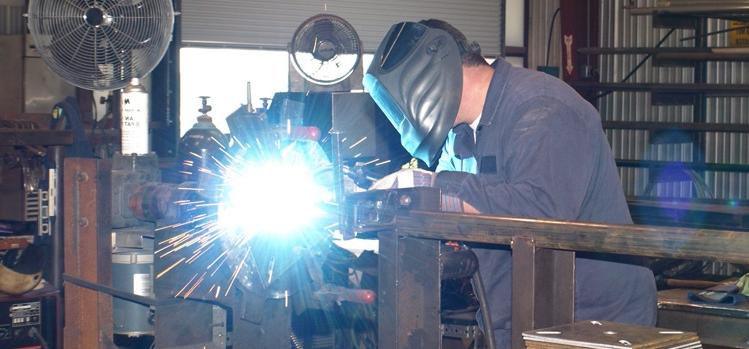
[434,59,657,348]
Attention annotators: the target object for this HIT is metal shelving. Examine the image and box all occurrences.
[576,4,749,201]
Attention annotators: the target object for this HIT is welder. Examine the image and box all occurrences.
[363,19,657,348]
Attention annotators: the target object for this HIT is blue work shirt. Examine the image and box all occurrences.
[434,59,657,348]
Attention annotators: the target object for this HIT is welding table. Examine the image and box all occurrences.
[658,288,749,348]
[371,203,749,349]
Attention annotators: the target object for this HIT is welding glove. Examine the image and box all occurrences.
[368,168,436,190]
[368,169,476,214]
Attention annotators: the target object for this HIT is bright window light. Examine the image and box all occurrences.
[180,48,289,135]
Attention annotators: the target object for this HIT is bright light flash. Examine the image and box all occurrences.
[218,161,329,237]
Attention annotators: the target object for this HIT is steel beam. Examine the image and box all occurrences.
[393,211,749,265]
[63,158,114,349]
[511,237,574,349]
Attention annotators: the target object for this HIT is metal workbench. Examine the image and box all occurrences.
[375,208,749,349]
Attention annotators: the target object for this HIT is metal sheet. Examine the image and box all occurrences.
[378,231,441,349]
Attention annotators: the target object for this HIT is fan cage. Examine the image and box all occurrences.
[290,14,362,86]
[27,0,174,91]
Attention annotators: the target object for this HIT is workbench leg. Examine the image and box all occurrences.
[63,158,114,349]
[511,237,575,349]
[378,231,441,349]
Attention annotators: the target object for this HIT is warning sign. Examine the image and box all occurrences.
[729,21,749,47]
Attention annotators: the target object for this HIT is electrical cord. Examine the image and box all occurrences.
[29,326,49,349]
[471,267,496,349]
[595,27,676,100]
[457,243,496,349]
[545,8,561,68]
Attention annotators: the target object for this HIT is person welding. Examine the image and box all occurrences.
[363,19,657,348]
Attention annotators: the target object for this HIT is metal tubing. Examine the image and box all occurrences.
[393,210,749,265]
[331,131,349,238]
[63,274,166,307]
[511,237,575,349]
[50,146,63,289]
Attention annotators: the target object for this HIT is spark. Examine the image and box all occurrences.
[157,257,186,279]
[360,158,380,166]
[226,248,251,296]
[176,273,200,297]
[151,134,337,301]
[348,136,367,149]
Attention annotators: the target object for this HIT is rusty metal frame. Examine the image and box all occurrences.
[63,158,114,349]
[377,210,749,349]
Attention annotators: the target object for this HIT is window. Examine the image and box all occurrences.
[179,49,515,136]
[180,48,289,135]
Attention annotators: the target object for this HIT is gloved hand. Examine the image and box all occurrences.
[369,168,436,190]
[368,169,480,214]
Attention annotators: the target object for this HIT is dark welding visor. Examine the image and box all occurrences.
[364,21,463,166]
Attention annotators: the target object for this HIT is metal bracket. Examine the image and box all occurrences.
[511,236,575,349]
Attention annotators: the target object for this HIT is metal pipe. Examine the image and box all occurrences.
[330,131,349,238]
[63,274,175,307]
[51,146,63,289]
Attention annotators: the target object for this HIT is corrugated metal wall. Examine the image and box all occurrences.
[598,0,749,200]
[527,0,562,72]
[181,0,503,55]
[0,4,24,35]
[704,20,749,200]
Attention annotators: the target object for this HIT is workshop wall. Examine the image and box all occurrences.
[0,0,25,116]
[0,0,77,118]
[598,0,749,200]
[181,0,503,55]
[527,0,562,73]
[704,20,749,201]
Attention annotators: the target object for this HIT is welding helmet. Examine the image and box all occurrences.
[364,21,463,166]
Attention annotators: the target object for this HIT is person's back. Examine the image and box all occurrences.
[499,61,633,225]
[363,19,657,348]
[438,59,657,347]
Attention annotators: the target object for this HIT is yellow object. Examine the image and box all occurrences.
[402,158,420,169]
[729,21,749,47]
[0,264,41,295]
[737,273,749,296]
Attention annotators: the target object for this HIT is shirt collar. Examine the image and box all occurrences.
[479,58,512,128]
[469,113,482,132]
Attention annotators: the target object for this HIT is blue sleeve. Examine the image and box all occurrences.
[434,102,596,220]
[435,130,458,173]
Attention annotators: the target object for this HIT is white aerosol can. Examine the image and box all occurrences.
[120,78,150,155]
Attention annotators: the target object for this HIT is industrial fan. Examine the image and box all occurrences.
[26,0,175,91]
[290,14,362,87]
